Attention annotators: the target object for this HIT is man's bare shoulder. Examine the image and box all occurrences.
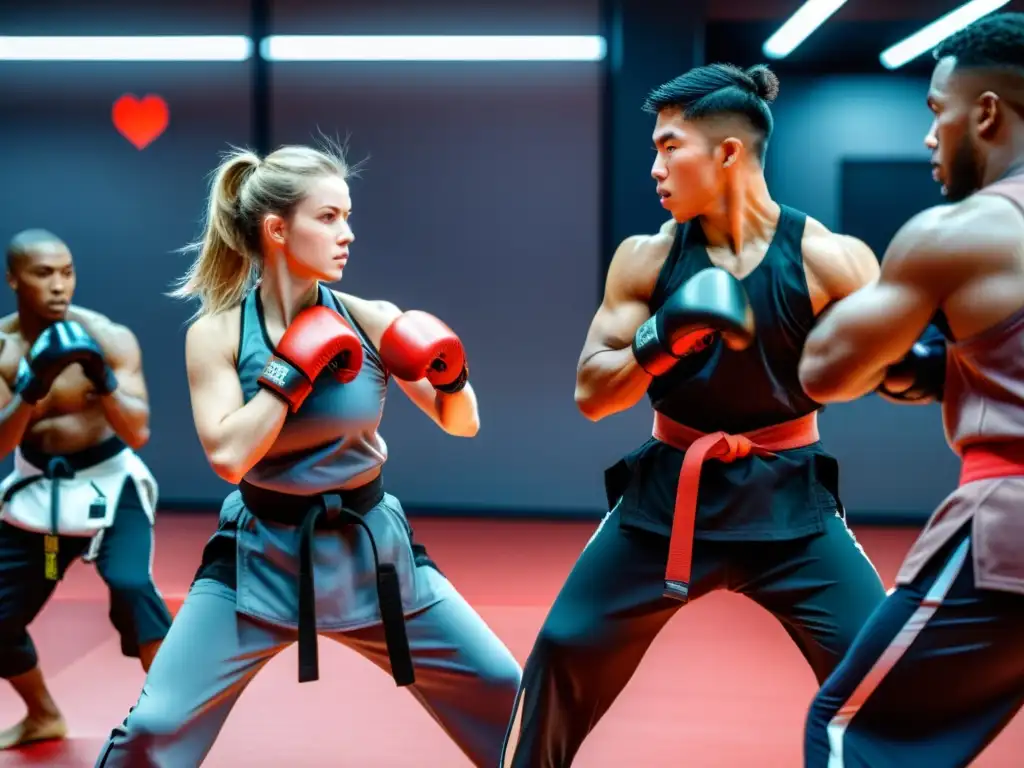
[600,229,676,305]
[611,229,675,277]
[798,216,880,302]
[801,216,877,266]
[884,195,1023,279]
[64,305,142,355]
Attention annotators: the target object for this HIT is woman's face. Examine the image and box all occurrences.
[278,174,354,283]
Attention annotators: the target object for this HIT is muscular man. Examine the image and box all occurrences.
[800,13,1024,766]
[0,230,171,749]
[500,63,888,766]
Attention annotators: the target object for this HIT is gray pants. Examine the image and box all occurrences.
[95,569,522,767]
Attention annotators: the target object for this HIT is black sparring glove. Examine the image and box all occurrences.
[632,267,755,376]
[15,321,117,404]
[877,325,946,404]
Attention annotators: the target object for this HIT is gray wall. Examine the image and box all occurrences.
[0,5,959,519]
[1,0,657,517]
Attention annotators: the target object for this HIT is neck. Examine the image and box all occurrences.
[258,255,320,328]
[698,168,779,253]
[16,305,60,344]
[985,128,1024,187]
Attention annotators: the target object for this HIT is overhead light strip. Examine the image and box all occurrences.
[880,0,1011,70]
[0,35,606,63]
[0,35,254,61]
[261,35,606,62]
[762,0,850,59]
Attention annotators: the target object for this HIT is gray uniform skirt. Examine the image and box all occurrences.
[196,474,444,685]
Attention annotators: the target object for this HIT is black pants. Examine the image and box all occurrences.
[804,523,1024,768]
[0,482,173,678]
[501,506,887,767]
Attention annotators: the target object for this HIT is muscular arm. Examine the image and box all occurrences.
[185,314,288,484]
[799,208,971,403]
[0,337,34,459]
[574,235,663,421]
[94,325,151,450]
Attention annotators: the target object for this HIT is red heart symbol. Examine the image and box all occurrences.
[112,94,169,150]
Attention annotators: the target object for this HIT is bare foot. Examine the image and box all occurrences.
[0,713,68,750]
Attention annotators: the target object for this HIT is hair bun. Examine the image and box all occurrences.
[745,64,780,103]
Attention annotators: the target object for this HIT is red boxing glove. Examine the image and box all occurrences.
[380,310,468,393]
[258,305,364,412]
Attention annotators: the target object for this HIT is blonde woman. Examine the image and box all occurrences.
[96,144,521,767]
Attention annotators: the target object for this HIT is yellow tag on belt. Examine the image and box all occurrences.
[43,534,59,581]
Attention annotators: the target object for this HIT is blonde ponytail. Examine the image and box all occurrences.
[170,148,261,318]
[172,142,350,319]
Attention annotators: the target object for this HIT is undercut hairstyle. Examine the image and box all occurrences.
[934,12,1024,74]
[643,63,780,163]
[5,229,67,274]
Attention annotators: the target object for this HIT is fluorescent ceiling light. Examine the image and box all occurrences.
[762,0,850,59]
[261,35,607,62]
[880,0,1010,69]
[0,35,253,61]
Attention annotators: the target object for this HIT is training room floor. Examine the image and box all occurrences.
[0,516,1021,767]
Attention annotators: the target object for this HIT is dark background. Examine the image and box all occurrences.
[2,0,1018,522]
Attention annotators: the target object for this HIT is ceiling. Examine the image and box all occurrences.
[703,0,1024,75]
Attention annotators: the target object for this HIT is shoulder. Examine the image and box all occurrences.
[800,216,880,299]
[0,312,17,335]
[0,332,21,384]
[333,290,401,325]
[605,228,676,300]
[884,195,1023,276]
[185,305,243,365]
[801,216,877,269]
[333,291,401,325]
[331,290,399,348]
[67,306,141,354]
[614,228,675,264]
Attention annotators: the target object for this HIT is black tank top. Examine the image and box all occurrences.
[605,205,842,541]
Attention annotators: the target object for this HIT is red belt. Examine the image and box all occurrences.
[959,443,1024,486]
[652,411,821,602]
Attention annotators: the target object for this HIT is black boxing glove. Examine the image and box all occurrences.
[632,267,756,377]
[877,325,946,404]
[15,321,117,405]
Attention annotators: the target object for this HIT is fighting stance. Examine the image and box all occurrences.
[501,62,893,766]
[0,230,169,749]
[95,144,521,767]
[801,13,1024,766]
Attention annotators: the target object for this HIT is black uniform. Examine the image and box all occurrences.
[500,206,888,767]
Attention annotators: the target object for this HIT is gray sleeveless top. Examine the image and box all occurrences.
[944,174,1024,454]
[237,284,389,493]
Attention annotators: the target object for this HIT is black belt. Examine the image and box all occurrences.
[237,476,415,688]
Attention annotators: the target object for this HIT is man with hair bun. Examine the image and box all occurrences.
[500,63,890,766]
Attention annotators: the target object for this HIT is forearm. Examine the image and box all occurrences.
[574,346,652,421]
[0,397,34,459]
[97,390,150,450]
[203,390,289,483]
[435,383,479,437]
